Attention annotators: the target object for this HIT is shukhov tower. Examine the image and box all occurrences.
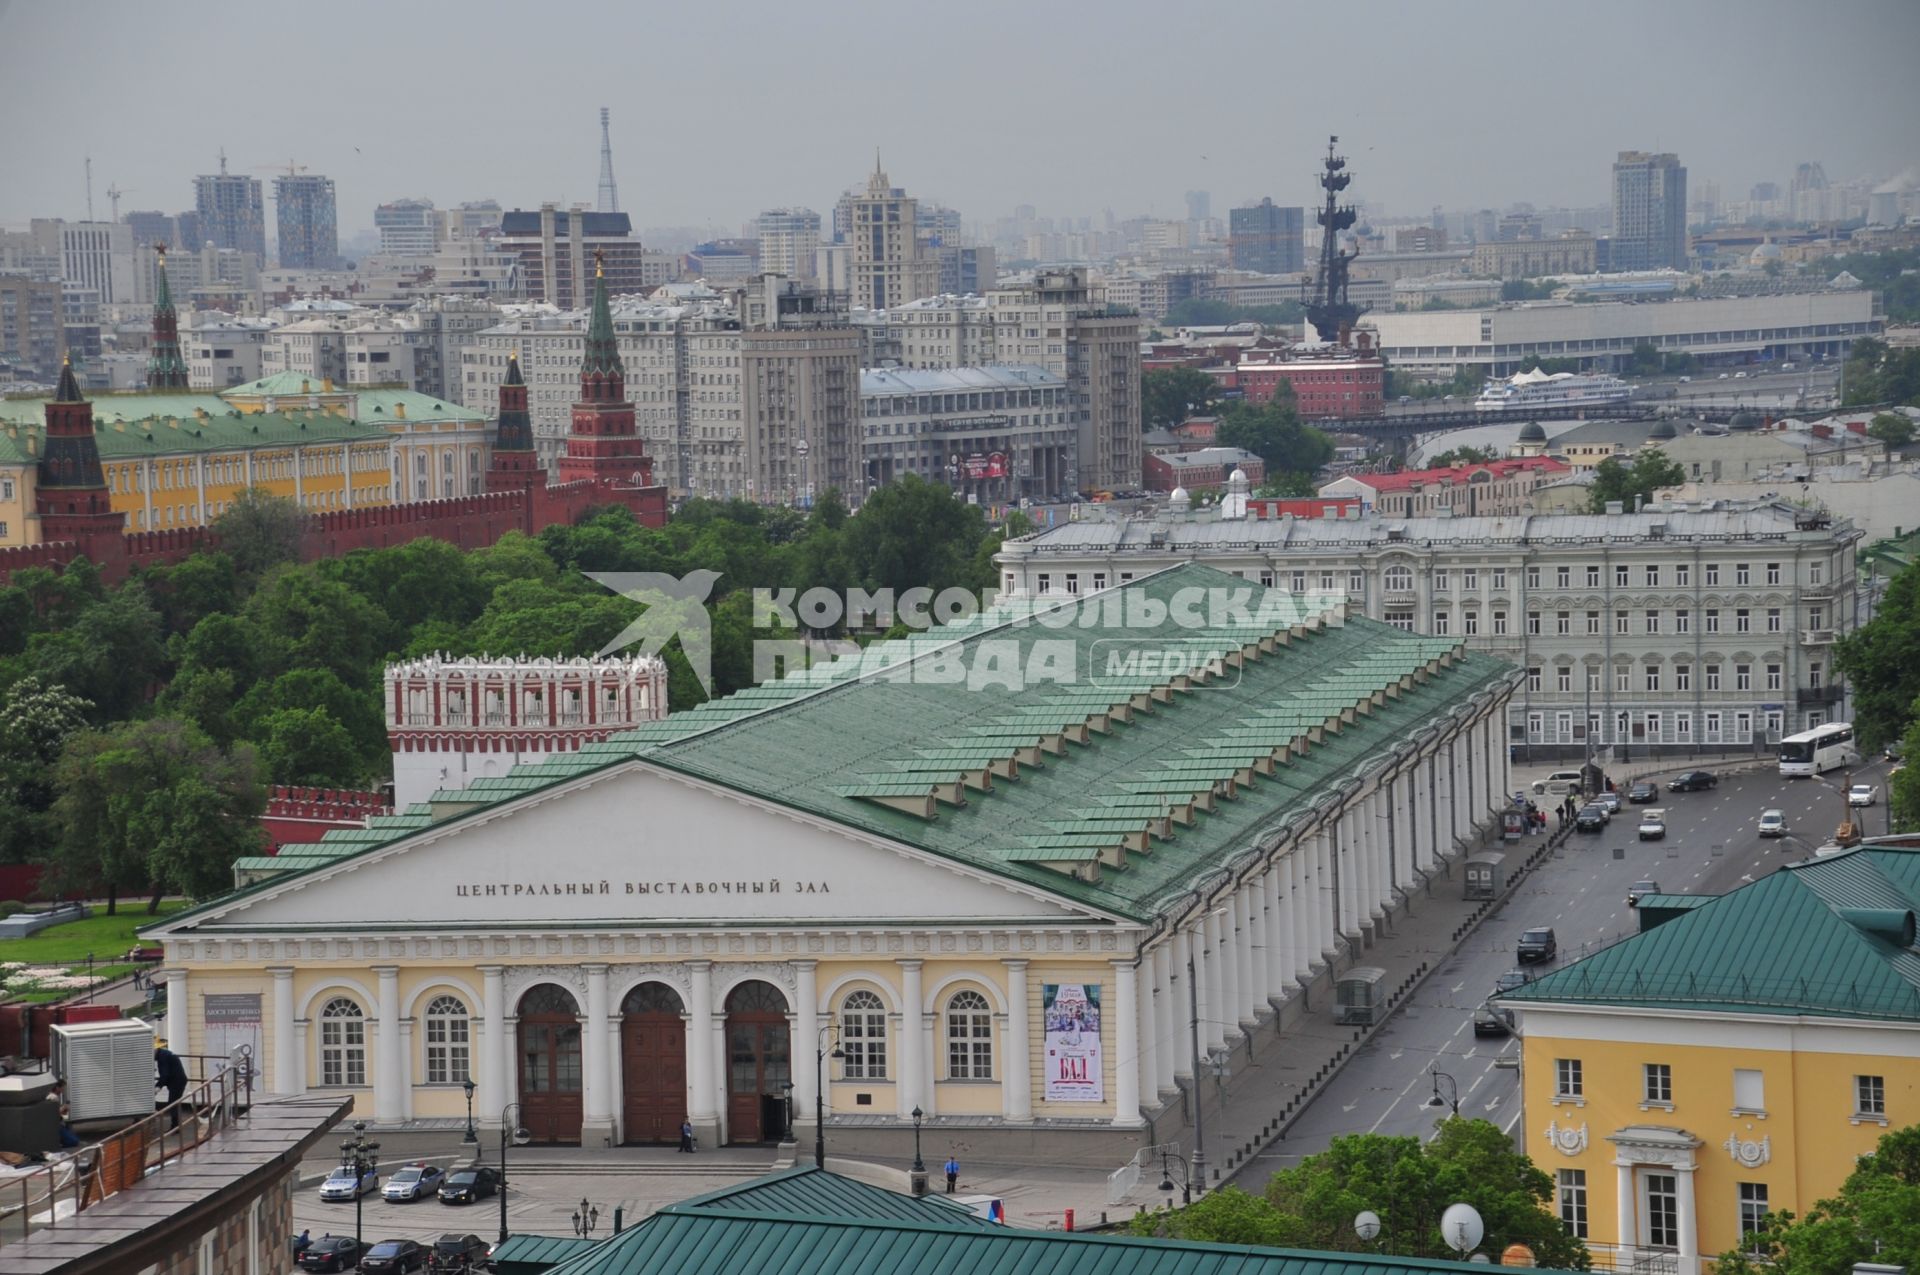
[597,107,620,214]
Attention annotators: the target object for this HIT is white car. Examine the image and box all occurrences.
[1757,810,1786,838]
[381,1162,445,1202]
[1848,783,1878,807]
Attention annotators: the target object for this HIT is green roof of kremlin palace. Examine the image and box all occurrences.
[1501,841,1920,1022]
[533,1166,1549,1275]
[180,564,1515,929]
[0,404,392,466]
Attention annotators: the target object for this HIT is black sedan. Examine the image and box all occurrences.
[438,1166,501,1204]
[359,1239,427,1274]
[296,1236,366,1274]
[1574,805,1608,832]
[1627,781,1660,803]
[1668,769,1719,792]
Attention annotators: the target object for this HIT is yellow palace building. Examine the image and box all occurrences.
[0,375,491,548]
[1502,841,1920,1275]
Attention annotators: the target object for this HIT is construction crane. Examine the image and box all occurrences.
[107,185,134,221]
[254,160,310,178]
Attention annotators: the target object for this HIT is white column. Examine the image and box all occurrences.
[1450,743,1467,845]
[480,966,505,1125]
[1616,1162,1636,1252]
[164,968,189,1053]
[897,959,924,1117]
[1320,829,1339,957]
[1363,792,1385,920]
[373,966,402,1123]
[269,967,295,1093]
[920,997,938,1117]
[1112,959,1142,1127]
[1485,714,1500,813]
[1168,932,1193,1082]
[1134,949,1159,1101]
[688,961,718,1137]
[1152,945,1175,1095]
[1201,910,1225,1053]
[1676,1166,1699,1275]
[1233,884,1256,1026]
[1002,959,1032,1121]
[582,964,611,1133]
[793,961,818,1131]
[1259,868,1281,1004]
[1336,813,1358,938]
[1281,851,1303,981]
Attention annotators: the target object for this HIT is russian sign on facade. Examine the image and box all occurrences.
[1042,982,1103,1102]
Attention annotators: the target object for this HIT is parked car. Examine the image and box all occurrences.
[1518,927,1558,963]
[1593,791,1622,815]
[428,1233,492,1272]
[1627,781,1659,804]
[296,1235,367,1273]
[1532,770,1584,797]
[1849,783,1878,808]
[1638,811,1667,841]
[383,1163,446,1202]
[1627,878,1661,906]
[318,1165,378,1202]
[1493,969,1532,994]
[1668,770,1718,792]
[1757,810,1787,838]
[1473,1003,1513,1037]
[359,1239,428,1274]
[439,1166,501,1205]
[1575,806,1608,833]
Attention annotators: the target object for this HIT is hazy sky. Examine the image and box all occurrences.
[3,0,1917,237]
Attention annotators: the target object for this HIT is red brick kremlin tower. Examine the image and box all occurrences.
[484,352,544,496]
[146,245,190,390]
[555,250,655,488]
[37,359,127,549]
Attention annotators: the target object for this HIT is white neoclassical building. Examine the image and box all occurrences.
[146,565,1516,1153]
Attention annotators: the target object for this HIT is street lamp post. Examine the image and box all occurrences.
[571,1198,600,1238]
[497,1102,528,1247]
[461,1076,477,1146]
[339,1120,379,1258]
[911,1105,925,1173]
[1427,1067,1461,1118]
[1157,1152,1192,1206]
[814,1023,842,1170]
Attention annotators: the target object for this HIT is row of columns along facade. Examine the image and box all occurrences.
[157,706,1511,1139]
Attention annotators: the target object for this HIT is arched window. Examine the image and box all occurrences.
[424,995,469,1084]
[840,990,888,1080]
[1384,564,1414,593]
[319,997,366,1086]
[946,990,993,1080]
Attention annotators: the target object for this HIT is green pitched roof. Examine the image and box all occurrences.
[0,391,231,429]
[540,1207,1546,1275]
[0,406,392,466]
[490,1234,604,1270]
[667,1166,1000,1229]
[1505,843,1920,1021]
[153,565,1512,932]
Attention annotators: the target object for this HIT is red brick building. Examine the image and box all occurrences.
[1232,339,1386,419]
[1144,446,1265,493]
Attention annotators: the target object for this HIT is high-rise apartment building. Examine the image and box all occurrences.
[756,208,821,279]
[496,207,645,308]
[0,276,66,380]
[194,159,267,259]
[32,219,141,306]
[376,199,440,256]
[274,173,338,269]
[848,159,939,312]
[734,277,861,506]
[122,211,177,250]
[448,201,503,239]
[1228,198,1305,274]
[1611,151,1688,272]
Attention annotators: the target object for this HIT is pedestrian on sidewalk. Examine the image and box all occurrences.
[679,1120,695,1153]
[944,1156,959,1194]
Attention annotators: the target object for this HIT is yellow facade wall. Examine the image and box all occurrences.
[1522,1018,1919,1260]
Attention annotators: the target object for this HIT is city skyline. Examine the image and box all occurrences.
[2,0,1916,240]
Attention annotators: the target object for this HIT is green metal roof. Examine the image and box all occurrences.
[0,391,230,428]
[491,1233,604,1270]
[0,406,390,464]
[666,1166,999,1229]
[1506,844,1920,1020]
[347,387,486,422]
[539,1207,1551,1275]
[151,564,1513,933]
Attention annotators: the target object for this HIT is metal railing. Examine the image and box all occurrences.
[0,1049,253,1247]
[1584,1241,1680,1274]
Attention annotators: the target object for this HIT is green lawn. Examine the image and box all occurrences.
[0,901,189,966]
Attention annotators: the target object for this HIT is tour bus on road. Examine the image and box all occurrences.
[1779,721,1860,778]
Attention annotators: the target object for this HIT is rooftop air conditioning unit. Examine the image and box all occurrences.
[54,1019,155,1123]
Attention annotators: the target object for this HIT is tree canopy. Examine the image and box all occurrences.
[1216,386,1334,488]
[1867,411,1916,449]
[1131,1121,1588,1268]
[1836,555,1920,753]
[1842,337,1920,408]
[1426,445,1501,467]
[1587,447,1685,514]
[1142,367,1223,431]
[1713,1123,1920,1275]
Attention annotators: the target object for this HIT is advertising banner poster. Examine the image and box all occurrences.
[1042,983,1103,1102]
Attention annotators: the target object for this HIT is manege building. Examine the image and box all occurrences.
[146,565,1517,1152]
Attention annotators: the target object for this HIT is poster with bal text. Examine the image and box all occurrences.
[1042,983,1103,1102]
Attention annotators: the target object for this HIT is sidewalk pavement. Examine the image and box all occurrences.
[949,823,1575,1232]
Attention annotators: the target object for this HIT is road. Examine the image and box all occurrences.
[1232,755,1897,1186]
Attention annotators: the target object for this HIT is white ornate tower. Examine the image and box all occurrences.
[384,653,669,810]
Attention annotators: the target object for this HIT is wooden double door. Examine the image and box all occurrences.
[725,981,791,1144]
[517,985,582,1144]
[619,983,687,1145]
